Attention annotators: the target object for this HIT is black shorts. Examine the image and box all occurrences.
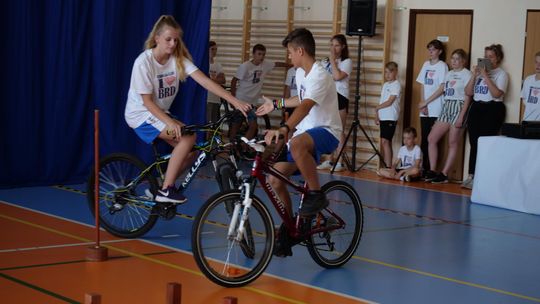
[230,106,257,124]
[338,94,349,112]
[379,120,397,140]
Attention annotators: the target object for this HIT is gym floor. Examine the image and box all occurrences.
[1,168,539,303]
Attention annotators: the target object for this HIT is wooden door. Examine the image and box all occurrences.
[404,10,473,180]
[521,10,540,120]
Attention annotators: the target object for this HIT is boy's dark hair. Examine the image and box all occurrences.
[403,127,417,138]
[385,61,398,71]
[485,44,504,63]
[427,39,446,62]
[282,28,316,57]
[209,41,216,47]
[252,44,266,53]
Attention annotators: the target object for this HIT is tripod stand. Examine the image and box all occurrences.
[331,36,386,173]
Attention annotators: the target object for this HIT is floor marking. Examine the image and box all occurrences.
[1,204,538,303]
[0,239,131,253]
[0,210,337,304]
[320,171,472,197]
[54,184,540,241]
[0,272,80,304]
[352,255,540,303]
[0,250,176,272]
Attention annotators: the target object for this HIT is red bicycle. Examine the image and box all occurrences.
[191,137,364,287]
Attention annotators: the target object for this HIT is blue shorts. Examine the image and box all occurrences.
[283,127,339,164]
[134,122,161,144]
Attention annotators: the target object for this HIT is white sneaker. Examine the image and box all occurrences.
[463,178,474,190]
[317,160,333,170]
[333,162,346,172]
[461,175,473,189]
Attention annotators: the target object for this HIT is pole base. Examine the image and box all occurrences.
[86,246,108,262]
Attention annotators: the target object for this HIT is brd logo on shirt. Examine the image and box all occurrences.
[159,86,176,99]
[424,70,435,85]
[528,87,540,104]
[474,86,489,95]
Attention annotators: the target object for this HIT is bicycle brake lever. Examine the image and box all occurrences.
[241,137,265,153]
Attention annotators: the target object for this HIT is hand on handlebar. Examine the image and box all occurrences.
[166,120,183,141]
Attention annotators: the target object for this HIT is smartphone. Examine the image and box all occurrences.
[477,58,492,72]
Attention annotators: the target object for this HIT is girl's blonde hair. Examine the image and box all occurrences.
[144,15,193,81]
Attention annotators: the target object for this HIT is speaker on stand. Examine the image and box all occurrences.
[332,0,387,173]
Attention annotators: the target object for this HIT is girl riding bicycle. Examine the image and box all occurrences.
[124,15,251,204]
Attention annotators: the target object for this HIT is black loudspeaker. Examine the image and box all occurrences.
[346,0,377,36]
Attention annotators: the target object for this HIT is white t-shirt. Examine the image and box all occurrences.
[378,80,401,121]
[443,68,472,102]
[284,67,298,97]
[294,62,343,140]
[397,145,422,170]
[234,59,275,103]
[416,60,448,117]
[125,49,198,128]
[323,58,353,98]
[207,61,224,104]
[472,67,508,102]
[521,75,540,121]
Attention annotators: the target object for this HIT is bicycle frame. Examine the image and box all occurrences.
[239,146,346,240]
[113,116,235,210]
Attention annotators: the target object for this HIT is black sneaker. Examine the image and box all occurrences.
[423,170,438,182]
[155,186,187,204]
[273,223,293,257]
[431,173,448,184]
[299,191,329,217]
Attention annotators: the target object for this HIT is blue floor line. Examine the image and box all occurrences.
[1,171,540,304]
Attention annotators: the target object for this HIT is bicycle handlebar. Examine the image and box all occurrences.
[181,112,233,135]
[241,135,285,153]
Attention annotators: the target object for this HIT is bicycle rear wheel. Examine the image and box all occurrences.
[87,153,159,238]
[192,191,274,287]
[307,180,363,268]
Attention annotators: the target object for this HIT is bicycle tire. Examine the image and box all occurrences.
[306,180,363,268]
[215,161,240,192]
[192,190,274,287]
[87,153,159,238]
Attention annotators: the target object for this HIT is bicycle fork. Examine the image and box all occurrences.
[227,181,252,242]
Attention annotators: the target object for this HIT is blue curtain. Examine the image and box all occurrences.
[0,0,210,188]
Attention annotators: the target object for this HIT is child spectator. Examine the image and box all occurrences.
[416,39,448,173]
[230,44,287,141]
[317,34,353,172]
[206,41,226,123]
[425,49,472,184]
[377,127,422,182]
[375,61,401,168]
[521,50,540,121]
[282,67,298,124]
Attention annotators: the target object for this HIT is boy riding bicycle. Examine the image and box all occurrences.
[256,28,342,255]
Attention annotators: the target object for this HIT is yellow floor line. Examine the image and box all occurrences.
[0,212,309,304]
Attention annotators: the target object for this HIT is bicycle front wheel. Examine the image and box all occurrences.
[307,180,363,268]
[87,153,159,238]
[192,191,274,287]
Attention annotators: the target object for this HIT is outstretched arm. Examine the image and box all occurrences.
[256,95,301,116]
[190,70,251,115]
